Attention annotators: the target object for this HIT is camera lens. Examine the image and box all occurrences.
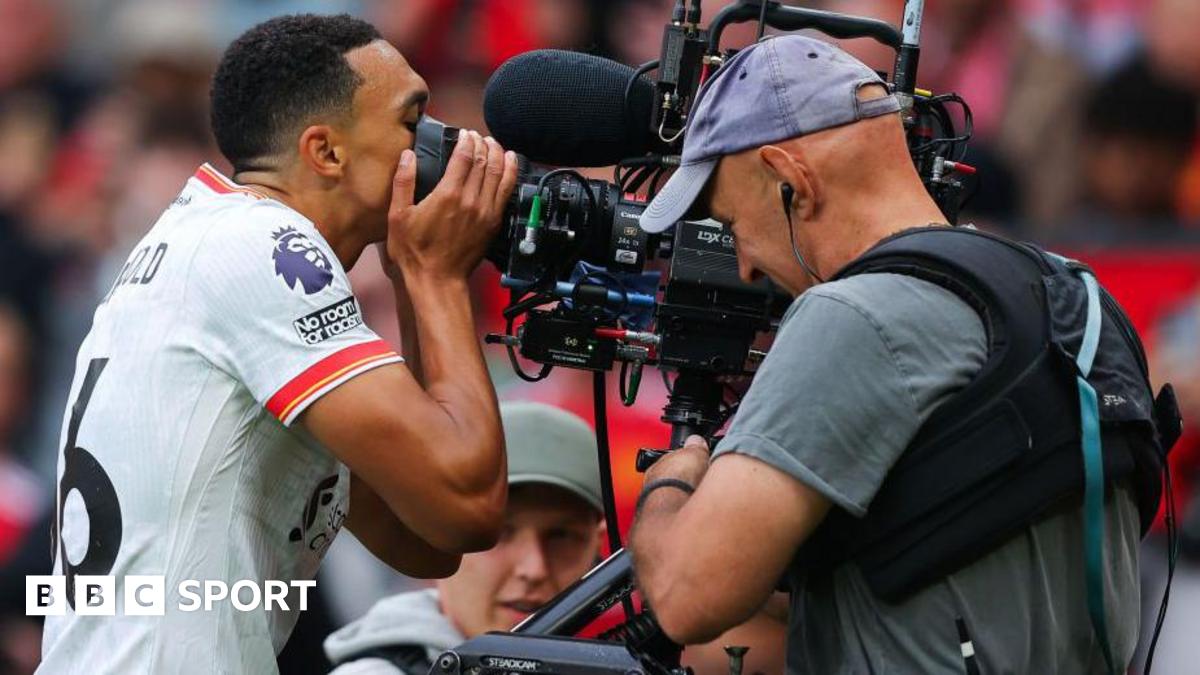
[411,117,654,282]
[414,117,459,203]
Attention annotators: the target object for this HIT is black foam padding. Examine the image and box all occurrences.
[484,50,659,167]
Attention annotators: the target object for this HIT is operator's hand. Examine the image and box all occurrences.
[386,130,519,280]
[644,435,711,488]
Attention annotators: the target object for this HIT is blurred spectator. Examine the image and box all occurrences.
[1154,294,1200,546]
[915,0,1023,226]
[0,0,62,92]
[368,0,609,82]
[1060,57,1200,243]
[0,0,86,346]
[0,303,50,675]
[1145,0,1200,224]
[15,0,219,483]
[1134,289,1200,674]
[1144,0,1200,91]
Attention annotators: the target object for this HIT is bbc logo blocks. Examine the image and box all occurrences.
[27,576,165,616]
[27,576,314,615]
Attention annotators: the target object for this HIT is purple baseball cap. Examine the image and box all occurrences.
[639,35,901,233]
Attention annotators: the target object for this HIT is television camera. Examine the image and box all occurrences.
[412,1,976,672]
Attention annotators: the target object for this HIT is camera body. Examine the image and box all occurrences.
[658,220,778,374]
[414,115,784,382]
[416,118,653,282]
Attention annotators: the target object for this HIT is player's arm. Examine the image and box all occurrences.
[393,276,423,385]
[338,250,443,573]
[630,438,831,644]
[343,473,460,577]
[304,131,518,555]
[375,244,425,386]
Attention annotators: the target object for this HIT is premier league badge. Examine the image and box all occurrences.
[272,226,334,294]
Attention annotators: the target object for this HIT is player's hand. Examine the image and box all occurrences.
[375,242,402,283]
[385,130,518,280]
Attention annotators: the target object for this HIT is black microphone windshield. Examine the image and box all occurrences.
[484,50,659,167]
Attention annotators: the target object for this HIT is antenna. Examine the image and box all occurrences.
[892,0,925,118]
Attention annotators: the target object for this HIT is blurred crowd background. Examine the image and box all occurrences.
[0,0,1197,673]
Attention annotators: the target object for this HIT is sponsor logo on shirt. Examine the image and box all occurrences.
[289,474,346,555]
[293,297,363,345]
[272,226,334,294]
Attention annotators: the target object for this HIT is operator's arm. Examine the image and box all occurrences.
[631,438,831,644]
[630,277,987,643]
[304,132,518,556]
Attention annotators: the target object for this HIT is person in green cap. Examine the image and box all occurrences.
[324,401,605,674]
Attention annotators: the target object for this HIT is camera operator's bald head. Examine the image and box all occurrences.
[640,37,947,295]
[705,85,944,294]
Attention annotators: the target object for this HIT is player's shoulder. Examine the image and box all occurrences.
[186,202,338,292]
[187,191,308,243]
[180,165,309,238]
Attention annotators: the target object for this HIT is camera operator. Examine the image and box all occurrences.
[630,35,1167,673]
[40,14,517,674]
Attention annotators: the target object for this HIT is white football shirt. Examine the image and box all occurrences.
[39,165,402,674]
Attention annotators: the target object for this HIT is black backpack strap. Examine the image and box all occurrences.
[804,226,1164,600]
[1154,383,1183,456]
[333,643,433,675]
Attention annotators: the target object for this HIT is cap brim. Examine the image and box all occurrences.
[638,158,718,233]
[509,473,603,512]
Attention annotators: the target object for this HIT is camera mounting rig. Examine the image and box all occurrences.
[429,1,977,673]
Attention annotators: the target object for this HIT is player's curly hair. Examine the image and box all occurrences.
[210,14,381,172]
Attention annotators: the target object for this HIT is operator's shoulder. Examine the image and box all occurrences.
[786,272,982,336]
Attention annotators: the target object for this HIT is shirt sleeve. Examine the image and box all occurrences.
[189,204,402,426]
[712,274,986,517]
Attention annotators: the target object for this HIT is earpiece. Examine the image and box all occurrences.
[779,181,825,284]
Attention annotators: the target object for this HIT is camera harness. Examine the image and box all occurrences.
[778,164,1178,673]
[798,226,1181,675]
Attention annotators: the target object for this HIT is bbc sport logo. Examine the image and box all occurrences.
[26,576,317,616]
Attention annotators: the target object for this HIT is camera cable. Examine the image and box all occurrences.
[592,371,636,620]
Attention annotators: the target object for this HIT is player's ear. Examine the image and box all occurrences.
[760,144,819,222]
[297,125,346,179]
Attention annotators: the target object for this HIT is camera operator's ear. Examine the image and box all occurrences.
[760,144,818,221]
[297,124,346,179]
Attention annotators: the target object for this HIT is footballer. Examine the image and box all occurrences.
[40,14,517,673]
